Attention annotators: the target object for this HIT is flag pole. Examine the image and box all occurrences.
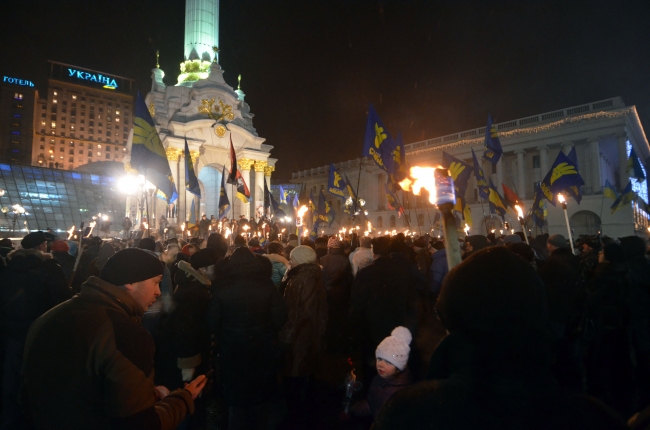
[144,175,150,237]
[406,191,422,236]
[478,196,489,235]
[352,157,364,226]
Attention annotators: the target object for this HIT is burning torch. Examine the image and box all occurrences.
[557,194,575,254]
[515,205,530,245]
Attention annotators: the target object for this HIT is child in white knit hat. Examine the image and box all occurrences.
[350,326,413,419]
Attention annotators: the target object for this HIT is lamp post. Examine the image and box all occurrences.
[557,194,575,254]
[514,205,530,245]
[7,204,25,234]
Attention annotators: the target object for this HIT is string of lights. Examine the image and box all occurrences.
[408,108,635,157]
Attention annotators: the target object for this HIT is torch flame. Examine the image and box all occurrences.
[303,229,309,237]
[242,225,250,231]
[515,205,524,219]
[225,227,231,238]
[398,177,413,191]
[85,221,97,238]
[67,225,75,240]
[557,194,566,204]
[366,221,372,232]
[297,205,308,218]
[464,223,470,234]
[405,166,438,204]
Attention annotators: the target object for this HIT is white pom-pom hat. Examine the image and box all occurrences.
[375,326,412,371]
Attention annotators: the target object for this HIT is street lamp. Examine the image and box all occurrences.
[4,204,26,234]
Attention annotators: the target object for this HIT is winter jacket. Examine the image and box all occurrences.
[373,329,625,430]
[279,263,328,376]
[51,249,76,283]
[429,248,448,296]
[208,248,287,407]
[413,247,432,278]
[22,276,194,430]
[351,247,374,276]
[352,368,413,419]
[264,253,290,287]
[350,255,418,347]
[0,248,71,342]
[155,269,212,391]
[320,248,352,292]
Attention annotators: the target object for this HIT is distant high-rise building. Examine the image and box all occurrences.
[32,61,135,170]
[0,75,37,165]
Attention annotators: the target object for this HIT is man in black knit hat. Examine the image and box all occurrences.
[22,248,207,429]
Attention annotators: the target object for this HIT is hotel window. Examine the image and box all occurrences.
[53,99,57,104]
[72,95,77,100]
[40,145,44,150]
[78,150,83,154]
[14,93,23,100]
[116,110,120,115]
[106,146,111,151]
[88,151,93,157]
[106,154,110,160]
[51,122,56,128]
[69,150,74,155]
[53,91,57,96]
[69,157,74,163]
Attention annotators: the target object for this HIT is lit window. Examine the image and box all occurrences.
[116,110,120,115]
[97,152,101,156]
[70,125,75,130]
[41,121,45,125]
[627,141,648,203]
[123,148,126,151]
[53,91,57,96]
[49,150,53,153]
[53,99,57,104]
[51,122,56,128]
[14,93,23,100]
[116,118,120,122]
[97,145,101,148]
[72,95,77,100]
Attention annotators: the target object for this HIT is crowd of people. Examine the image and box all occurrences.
[0,223,650,429]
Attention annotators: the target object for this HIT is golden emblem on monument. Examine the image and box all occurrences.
[199,97,235,122]
[215,124,227,137]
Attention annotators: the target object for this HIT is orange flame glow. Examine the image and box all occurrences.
[557,194,566,204]
[515,205,524,219]
[404,166,438,204]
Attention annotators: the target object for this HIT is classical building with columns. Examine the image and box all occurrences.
[291,97,650,239]
[125,0,275,228]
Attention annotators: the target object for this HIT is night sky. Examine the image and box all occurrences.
[2,0,650,179]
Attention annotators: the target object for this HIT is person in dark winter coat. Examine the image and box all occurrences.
[278,245,328,424]
[351,327,413,420]
[372,247,625,430]
[265,242,290,288]
[582,243,636,417]
[50,239,76,283]
[21,248,206,430]
[412,238,432,278]
[71,236,102,293]
[428,243,448,297]
[320,237,353,351]
[0,231,71,427]
[208,247,287,429]
[350,236,418,383]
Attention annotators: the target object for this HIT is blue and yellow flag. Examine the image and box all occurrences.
[488,178,507,219]
[627,147,646,180]
[363,104,393,171]
[265,179,285,218]
[279,185,287,204]
[530,189,547,228]
[184,138,201,197]
[318,190,334,225]
[385,180,404,216]
[483,114,503,165]
[293,193,299,210]
[442,151,473,201]
[539,150,585,206]
[309,190,320,226]
[130,92,178,203]
[603,179,618,200]
[218,167,230,219]
[343,172,357,202]
[472,148,490,200]
[566,146,583,204]
[386,132,408,185]
[328,164,347,201]
[611,180,637,214]
[187,198,197,228]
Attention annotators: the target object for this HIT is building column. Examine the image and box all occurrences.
[562,141,574,155]
[617,133,629,190]
[237,158,255,219]
[515,149,526,199]
[264,165,275,218]
[537,145,548,178]
[588,137,602,194]
[166,148,183,226]
[496,157,503,190]
[253,160,267,220]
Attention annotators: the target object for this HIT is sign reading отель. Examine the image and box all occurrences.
[67,69,118,90]
[3,76,34,87]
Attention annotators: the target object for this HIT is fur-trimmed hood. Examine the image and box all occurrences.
[6,248,54,272]
[263,253,290,267]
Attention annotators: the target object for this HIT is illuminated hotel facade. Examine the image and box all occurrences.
[31,61,135,171]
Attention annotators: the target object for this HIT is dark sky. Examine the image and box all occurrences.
[2,0,650,179]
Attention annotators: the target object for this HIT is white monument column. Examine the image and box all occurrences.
[237,159,254,219]
[515,149,526,199]
[537,145,548,177]
[184,0,220,62]
[617,133,629,190]
[254,160,267,219]
[588,137,602,194]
